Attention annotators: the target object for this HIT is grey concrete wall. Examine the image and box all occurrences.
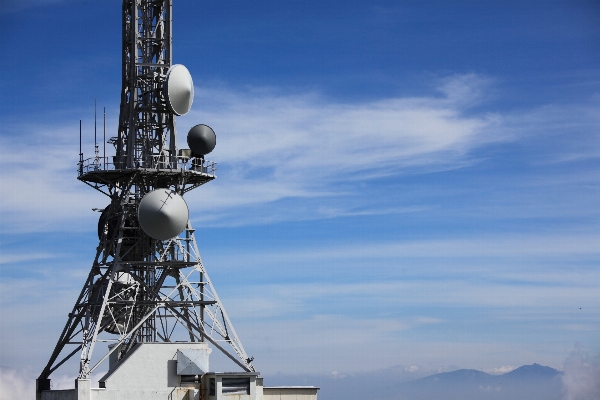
[40,390,77,400]
[101,343,206,390]
[93,343,209,400]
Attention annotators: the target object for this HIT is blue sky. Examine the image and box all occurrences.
[1,0,599,395]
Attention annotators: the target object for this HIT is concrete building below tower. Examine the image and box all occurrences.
[38,343,318,400]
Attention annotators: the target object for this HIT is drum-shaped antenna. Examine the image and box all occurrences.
[138,189,189,240]
[187,124,216,155]
[164,64,194,116]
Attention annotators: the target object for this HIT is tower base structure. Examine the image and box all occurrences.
[38,343,318,400]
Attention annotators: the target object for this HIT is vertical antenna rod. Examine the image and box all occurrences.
[103,107,106,169]
[79,120,83,175]
[94,100,99,162]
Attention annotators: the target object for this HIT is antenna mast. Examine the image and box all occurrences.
[38,1,253,391]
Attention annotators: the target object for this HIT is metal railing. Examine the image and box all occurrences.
[78,155,217,177]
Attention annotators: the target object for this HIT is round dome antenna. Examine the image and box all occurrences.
[187,124,216,155]
[138,189,189,240]
[164,64,194,116]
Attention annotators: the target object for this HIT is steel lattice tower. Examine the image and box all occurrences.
[38,0,254,391]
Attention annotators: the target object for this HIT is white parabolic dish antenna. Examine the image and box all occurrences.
[138,189,189,240]
[164,64,194,116]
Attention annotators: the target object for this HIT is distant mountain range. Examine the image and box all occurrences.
[416,363,561,383]
[265,363,565,400]
[398,363,564,400]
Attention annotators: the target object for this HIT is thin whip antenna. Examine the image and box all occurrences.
[79,120,83,175]
[94,100,99,161]
[103,107,106,170]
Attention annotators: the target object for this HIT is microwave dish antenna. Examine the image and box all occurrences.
[138,189,189,240]
[188,124,217,155]
[165,64,194,116]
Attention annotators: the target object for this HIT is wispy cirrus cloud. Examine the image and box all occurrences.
[0,123,105,233]
[1,74,599,232]
[1,74,504,233]
[209,234,600,267]
[187,76,505,181]
[0,252,58,264]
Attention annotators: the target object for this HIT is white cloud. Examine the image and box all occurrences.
[0,269,86,370]
[184,77,504,190]
[484,365,516,375]
[0,367,34,400]
[0,252,58,264]
[0,124,106,233]
[0,367,107,400]
[436,73,494,106]
[210,235,600,267]
[221,275,599,322]
[562,348,600,400]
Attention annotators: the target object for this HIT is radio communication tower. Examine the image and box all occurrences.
[38,0,254,392]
